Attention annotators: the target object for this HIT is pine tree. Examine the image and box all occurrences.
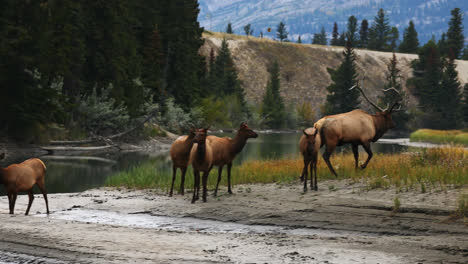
[438,33,447,57]
[319,26,327,45]
[439,51,462,128]
[142,25,165,107]
[338,31,346,46]
[324,40,360,115]
[262,60,285,128]
[243,24,253,36]
[297,36,302,44]
[462,83,468,124]
[389,27,399,51]
[359,19,369,48]
[276,22,288,42]
[399,21,419,54]
[346,16,358,45]
[408,40,445,128]
[368,8,390,51]
[226,22,233,34]
[446,8,465,59]
[331,22,340,46]
[211,39,247,112]
[312,27,326,45]
[462,46,468,60]
[378,53,409,128]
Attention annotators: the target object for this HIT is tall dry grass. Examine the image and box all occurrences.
[106,147,467,193]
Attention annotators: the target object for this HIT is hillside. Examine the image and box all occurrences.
[200,32,468,114]
[198,0,468,44]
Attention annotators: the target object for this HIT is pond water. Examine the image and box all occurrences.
[1,132,412,194]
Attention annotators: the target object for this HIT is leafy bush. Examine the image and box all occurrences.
[75,85,130,135]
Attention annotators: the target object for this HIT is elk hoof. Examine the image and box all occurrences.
[168,193,173,197]
[213,192,218,197]
[303,187,308,193]
[361,164,367,169]
[299,175,304,182]
[179,191,184,196]
[314,186,318,191]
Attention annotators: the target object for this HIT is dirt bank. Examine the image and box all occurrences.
[0,180,467,263]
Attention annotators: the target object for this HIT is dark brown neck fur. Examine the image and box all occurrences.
[371,114,389,142]
[196,141,206,164]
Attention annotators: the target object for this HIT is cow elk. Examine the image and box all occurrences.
[189,128,213,203]
[299,127,321,192]
[0,153,50,215]
[169,128,196,196]
[208,123,258,197]
[314,85,402,177]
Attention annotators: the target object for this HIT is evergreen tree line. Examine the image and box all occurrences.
[323,7,468,130]
[0,0,250,140]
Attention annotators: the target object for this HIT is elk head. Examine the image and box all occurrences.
[350,84,403,130]
[303,128,318,144]
[239,122,258,139]
[193,128,209,144]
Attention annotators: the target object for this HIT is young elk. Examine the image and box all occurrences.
[314,85,402,177]
[189,128,213,203]
[169,128,196,196]
[208,123,258,197]
[299,127,321,192]
[0,153,50,215]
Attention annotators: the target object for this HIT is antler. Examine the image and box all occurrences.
[349,84,385,112]
[382,87,403,113]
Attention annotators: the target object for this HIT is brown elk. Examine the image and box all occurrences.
[189,128,213,203]
[207,123,258,197]
[299,127,321,192]
[314,86,402,177]
[169,128,196,196]
[0,153,50,215]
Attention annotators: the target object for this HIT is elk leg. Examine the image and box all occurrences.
[25,190,34,215]
[191,170,200,204]
[7,192,13,214]
[361,142,373,169]
[11,193,18,215]
[352,144,359,169]
[214,165,223,197]
[302,158,309,192]
[37,180,49,214]
[323,146,338,177]
[313,158,318,191]
[227,163,233,194]
[202,171,209,203]
[169,166,177,197]
[179,167,187,195]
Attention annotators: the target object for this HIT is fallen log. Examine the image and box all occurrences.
[40,145,117,155]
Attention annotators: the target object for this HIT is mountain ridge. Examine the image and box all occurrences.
[198,0,468,44]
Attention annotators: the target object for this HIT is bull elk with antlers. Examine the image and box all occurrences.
[314,85,402,177]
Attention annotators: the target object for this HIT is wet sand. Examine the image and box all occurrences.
[0,180,467,263]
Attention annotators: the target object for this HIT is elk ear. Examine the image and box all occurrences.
[240,122,247,129]
[303,130,309,137]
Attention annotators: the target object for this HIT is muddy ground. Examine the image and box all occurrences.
[0,180,467,264]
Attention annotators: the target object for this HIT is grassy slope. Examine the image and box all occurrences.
[200,31,468,114]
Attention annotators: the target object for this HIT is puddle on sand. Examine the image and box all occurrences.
[36,208,361,238]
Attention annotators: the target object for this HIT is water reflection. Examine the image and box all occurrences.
[0,133,410,194]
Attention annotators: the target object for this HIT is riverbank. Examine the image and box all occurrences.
[0,181,467,263]
[410,129,468,146]
[0,136,174,164]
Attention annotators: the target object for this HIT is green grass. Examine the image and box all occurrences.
[410,129,468,146]
[106,147,468,193]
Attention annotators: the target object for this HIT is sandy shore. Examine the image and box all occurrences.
[0,180,467,264]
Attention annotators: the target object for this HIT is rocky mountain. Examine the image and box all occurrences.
[200,32,468,114]
[198,0,468,44]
